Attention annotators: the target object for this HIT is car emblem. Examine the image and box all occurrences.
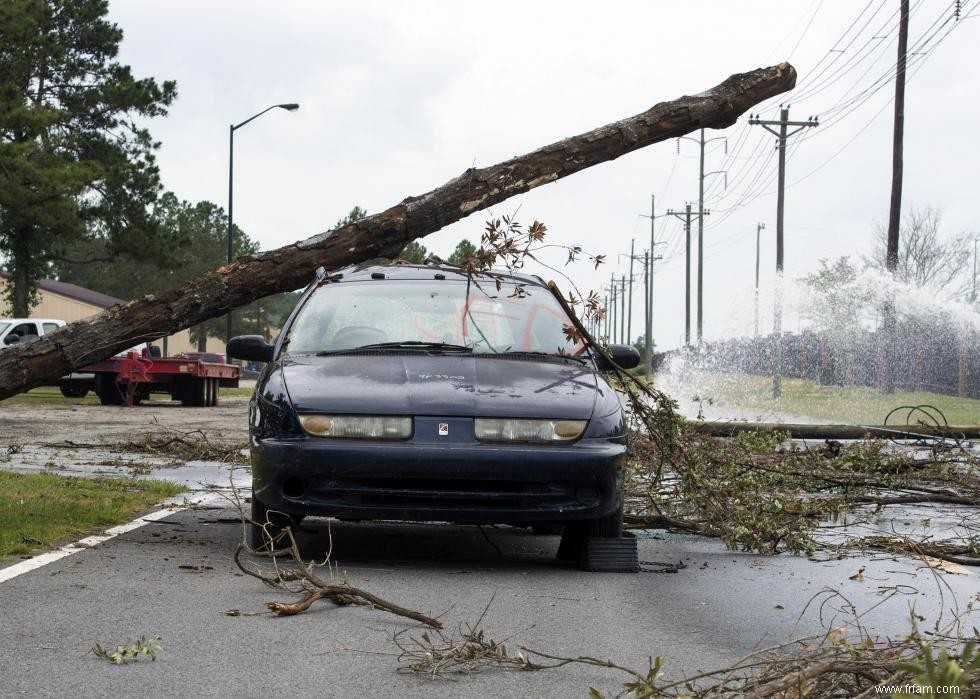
[438,423,449,436]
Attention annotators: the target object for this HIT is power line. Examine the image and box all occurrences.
[701,0,972,232]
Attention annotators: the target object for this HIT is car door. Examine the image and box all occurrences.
[4,321,40,345]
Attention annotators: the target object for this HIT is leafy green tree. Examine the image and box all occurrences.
[0,0,176,315]
[399,241,428,264]
[53,193,300,349]
[335,205,367,228]
[54,193,250,298]
[448,239,477,265]
[236,292,300,342]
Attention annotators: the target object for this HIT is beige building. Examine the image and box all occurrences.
[0,273,227,356]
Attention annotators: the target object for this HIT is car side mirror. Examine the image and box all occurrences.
[227,335,274,363]
[3,334,20,345]
[597,344,641,371]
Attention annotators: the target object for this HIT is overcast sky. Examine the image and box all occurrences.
[110,0,979,351]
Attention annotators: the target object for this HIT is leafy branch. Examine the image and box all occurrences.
[90,635,162,665]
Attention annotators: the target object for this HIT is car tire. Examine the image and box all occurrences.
[249,494,300,551]
[583,500,624,539]
[557,488,624,564]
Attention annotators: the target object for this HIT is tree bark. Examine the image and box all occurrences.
[0,64,796,400]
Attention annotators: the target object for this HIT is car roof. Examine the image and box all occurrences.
[326,263,548,288]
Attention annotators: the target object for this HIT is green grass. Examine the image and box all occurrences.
[0,386,100,407]
[0,471,185,558]
[219,386,254,398]
[0,384,251,406]
[668,372,980,426]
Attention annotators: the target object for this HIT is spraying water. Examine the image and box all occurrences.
[656,265,980,424]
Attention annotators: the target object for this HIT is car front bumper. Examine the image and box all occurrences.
[251,434,626,524]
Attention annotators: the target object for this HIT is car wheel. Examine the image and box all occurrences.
[249,494,300,551]
[557,489,625,564]
[583,500,624,539]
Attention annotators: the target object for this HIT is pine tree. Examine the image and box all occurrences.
[0,0,176,314]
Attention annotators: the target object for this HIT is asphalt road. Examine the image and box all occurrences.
[2,502,975,698]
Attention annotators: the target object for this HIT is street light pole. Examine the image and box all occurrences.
[227,102,300,345]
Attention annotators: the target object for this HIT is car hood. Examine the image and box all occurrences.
[280,353,602,419]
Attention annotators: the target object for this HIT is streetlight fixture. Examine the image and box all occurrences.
[226,103,300,344]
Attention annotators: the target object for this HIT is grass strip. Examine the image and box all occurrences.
[662,372,980,426]
[0,471,185,558]
[0,385,251,407]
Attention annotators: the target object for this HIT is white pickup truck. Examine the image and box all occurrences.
[0,318,93,397]
[0,318,150,398]
[0,317,66,346]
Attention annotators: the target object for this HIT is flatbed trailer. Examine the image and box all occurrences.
[75,351,240,407]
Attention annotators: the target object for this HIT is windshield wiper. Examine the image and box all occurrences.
[493,350,589,365]
[316,341,474,356]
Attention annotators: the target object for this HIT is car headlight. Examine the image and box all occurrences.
[299,414,412,439]
[474,418,586,443]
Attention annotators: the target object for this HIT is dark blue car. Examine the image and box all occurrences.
[227,263,639,566]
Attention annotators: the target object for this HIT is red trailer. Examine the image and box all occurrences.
[80,351,240,407]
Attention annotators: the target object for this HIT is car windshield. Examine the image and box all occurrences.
[0,322,9,335]
[285,278,584,355]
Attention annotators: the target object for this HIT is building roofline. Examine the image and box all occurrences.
[0,271,125,309]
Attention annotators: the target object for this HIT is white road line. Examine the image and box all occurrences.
[0,492,224,584]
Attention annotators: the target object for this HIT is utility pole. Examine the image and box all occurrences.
[749,107,818,397]
[627,239,635,345]
[643,251,650,367]
[665,203,708,347]
[685,205,692,348]
[677,130,726,344]
[881,0,910,394]
[648,196,655,365]
[602,293,610,339]
[618,276,628,344]
[638,195,666,369]
[608,277,617,342]
[754,222,766,336]
[665,204,693,347]
[629,247,660,370]
[695,201,712,345]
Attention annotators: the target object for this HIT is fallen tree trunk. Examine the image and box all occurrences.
[0,63,795,400]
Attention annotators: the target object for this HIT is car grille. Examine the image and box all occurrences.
[307,476,579,510]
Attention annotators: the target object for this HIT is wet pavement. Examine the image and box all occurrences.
[0,443,249,493]
[1,494,977,697]
[1,395,978,696]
